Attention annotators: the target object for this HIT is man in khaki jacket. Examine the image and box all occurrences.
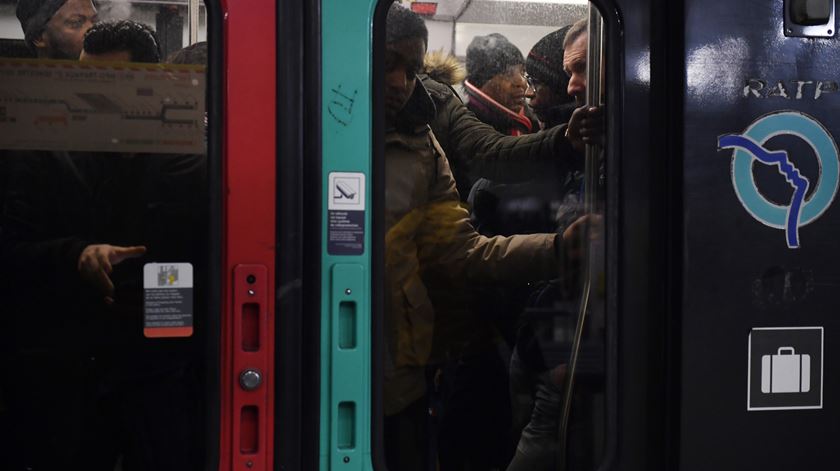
[383,5,588,470]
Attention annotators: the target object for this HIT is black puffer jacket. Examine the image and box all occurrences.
[420,52,578,201]
[0,152,206,374]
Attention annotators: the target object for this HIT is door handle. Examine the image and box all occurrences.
[330,263,366,468]
[232,264,270,471]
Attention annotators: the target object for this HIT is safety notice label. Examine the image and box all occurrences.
[328,172,365,255]
[143,263,194,338]
[747,326,823,411]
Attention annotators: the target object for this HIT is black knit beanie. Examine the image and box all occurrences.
[466,33,524,88]
[525,25,571,92]
[16,0,68,51]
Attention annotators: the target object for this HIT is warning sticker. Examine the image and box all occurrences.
[328,172,365,255]
[143,263,194,338]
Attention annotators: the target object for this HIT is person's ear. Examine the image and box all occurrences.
[32,33,48,50]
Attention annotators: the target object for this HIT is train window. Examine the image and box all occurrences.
[0,1,213,469]
[379,1,609,470]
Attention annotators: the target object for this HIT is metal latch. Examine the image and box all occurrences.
[785,0,835,37]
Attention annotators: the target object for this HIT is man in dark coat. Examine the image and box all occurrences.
[526,25,577,129]
[506,17,606,471]
[0,20,205,470]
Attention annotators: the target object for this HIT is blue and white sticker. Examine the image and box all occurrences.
[327,172,366,255]
[718,111,839,248]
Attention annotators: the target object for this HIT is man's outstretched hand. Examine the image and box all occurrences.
[78,244,147,303]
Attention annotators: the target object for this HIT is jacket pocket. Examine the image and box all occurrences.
[398,275,435,366]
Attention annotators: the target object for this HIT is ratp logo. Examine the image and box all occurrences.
[718,111,839,248]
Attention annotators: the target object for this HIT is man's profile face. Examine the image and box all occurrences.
[563,33,587,104]
[35,0,97,59]
[384,37,425,123]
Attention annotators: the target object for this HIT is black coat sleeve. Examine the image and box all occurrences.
[425,79,580,193]
[0,154,90,299]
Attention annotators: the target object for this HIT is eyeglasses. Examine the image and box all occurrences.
[524,73,536,89]
[525,74,553,92]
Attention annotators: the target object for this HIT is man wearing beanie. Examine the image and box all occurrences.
[1,0,95,252]
[464,33,538,136]
[16,0,97,59]
[526,26,577,129]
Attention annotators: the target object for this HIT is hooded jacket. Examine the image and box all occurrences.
[384,79,561,415]
[420,52,578,201]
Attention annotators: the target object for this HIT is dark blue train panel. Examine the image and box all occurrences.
[681,1,839,469]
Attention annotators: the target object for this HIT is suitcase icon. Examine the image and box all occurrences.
[761,347,810,394]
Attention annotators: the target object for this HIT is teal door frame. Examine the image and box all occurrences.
[321,1,379,469]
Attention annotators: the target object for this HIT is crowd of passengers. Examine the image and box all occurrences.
[0,0,603,470]
[383,5,603,471]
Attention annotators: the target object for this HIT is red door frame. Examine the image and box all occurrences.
[220,0,276,470]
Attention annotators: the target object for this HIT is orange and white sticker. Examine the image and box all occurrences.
[143,262,194,338]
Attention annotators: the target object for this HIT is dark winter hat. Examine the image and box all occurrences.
[16,0,68,51]
[526,25,571,92]
[386,3,428,46]
[466,33,524,88]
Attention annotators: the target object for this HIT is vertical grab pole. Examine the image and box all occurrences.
[189,0,200,45]
[557,5,604,470]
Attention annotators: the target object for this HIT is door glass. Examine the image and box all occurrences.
[0,2,211,468]
[379,1,608,469]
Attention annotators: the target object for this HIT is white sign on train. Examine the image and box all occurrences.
[0,59,206,154]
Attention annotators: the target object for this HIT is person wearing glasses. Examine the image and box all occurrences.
[463,33,538,136]
[525,26,577,130]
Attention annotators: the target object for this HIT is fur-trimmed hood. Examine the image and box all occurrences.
[422,50,465,87]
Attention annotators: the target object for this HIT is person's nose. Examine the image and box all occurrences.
[512,73,528,91]
[567,72,587,101]
[526,84,536,101]
[528,87,539,105]
[386,66,409,93]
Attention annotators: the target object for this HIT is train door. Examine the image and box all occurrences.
[678,0,840,468]
[0,0,277,469]
[314,1,649,469]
